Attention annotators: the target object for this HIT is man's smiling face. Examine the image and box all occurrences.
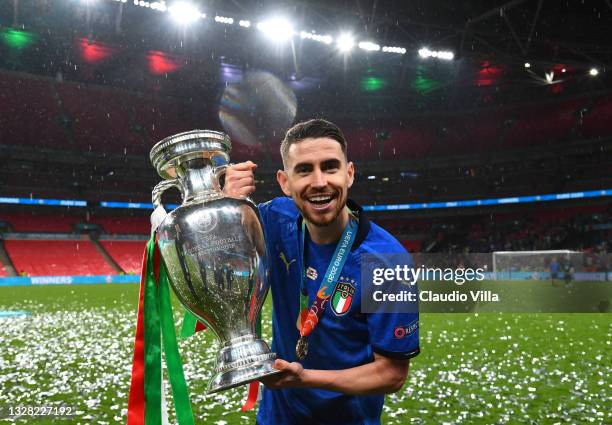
[277,137,354,227]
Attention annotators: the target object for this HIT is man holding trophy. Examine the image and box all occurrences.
[223,119,420,425]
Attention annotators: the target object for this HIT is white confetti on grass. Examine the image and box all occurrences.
[1,286,611,424]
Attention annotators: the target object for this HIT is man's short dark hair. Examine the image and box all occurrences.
[280,119,348,167]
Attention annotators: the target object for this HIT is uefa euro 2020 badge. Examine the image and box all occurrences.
[331,277,356,316]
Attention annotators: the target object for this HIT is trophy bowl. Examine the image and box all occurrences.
[150,130,279,394]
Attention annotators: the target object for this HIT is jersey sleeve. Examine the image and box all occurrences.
[365,250,420,360]
[367,310,420,360]
[257,200,273,239]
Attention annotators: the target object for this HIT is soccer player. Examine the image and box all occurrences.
[562,256,574,287]
[550,256,559,286]
[223,119,420,425]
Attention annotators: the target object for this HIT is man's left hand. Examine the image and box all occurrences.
[260,359,306,389]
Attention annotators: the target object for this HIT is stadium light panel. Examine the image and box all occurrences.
[524,62,531,68]
[589,68,599,76]
[150,1,166,10]
[358,41,380,52]
[257,18,294,42]
[382,46,406,54]
[215,16,234,24]
[336,33,355,52]
[168,2,201,25]
[419,47,454,60]
[239,20,251,27]
[300,31,333,44]
[418,47,431,58]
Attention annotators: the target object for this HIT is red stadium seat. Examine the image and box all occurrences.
[0,214,80,233]
[91,217,150,235]
[5,240,115,276]
[100,241,146,274]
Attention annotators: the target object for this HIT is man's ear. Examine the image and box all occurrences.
[277,169,292,196]
[347,161,355,188]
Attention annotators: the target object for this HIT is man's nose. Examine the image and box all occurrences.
[310,169,327,188]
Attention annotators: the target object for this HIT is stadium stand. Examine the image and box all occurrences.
[100,241,146,274]
[4,240,116,276]
[2,70,612,162]
[0,72,67,149]
[418,204,611,254]
[0,214,80,233]
[91,216,150,235]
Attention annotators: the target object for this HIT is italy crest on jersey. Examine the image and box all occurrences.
[331,278,355,316]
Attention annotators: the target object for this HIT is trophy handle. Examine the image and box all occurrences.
[152,179,183,208]
[214,164,228,188]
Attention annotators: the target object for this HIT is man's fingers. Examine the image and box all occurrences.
[223,161,256,197]
[226,170,255,180]
[236,186,255,197]
[229,176,254,186]
[229,161,257,171]
[273,359,288,369]
[260,370,289,389]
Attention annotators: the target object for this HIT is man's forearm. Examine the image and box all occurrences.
[300,356,409,395]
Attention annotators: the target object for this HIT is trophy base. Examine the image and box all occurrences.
[207,335,282,394]
[207,356,281,394]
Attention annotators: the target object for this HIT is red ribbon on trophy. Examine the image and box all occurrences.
[127,235,261,425]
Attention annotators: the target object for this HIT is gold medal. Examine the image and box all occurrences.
[295,336,308,360]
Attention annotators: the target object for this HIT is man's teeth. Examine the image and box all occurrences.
[309,195,332,203]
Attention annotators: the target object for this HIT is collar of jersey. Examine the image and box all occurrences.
[296,198,370,252]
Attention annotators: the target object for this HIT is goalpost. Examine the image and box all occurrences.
[492,250,580,281]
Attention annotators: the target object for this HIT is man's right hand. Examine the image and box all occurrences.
[223,161,257,198]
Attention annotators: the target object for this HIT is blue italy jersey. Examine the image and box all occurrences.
[256,197,420,425]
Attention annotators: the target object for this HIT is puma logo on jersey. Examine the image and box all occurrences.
[279,252,296,273]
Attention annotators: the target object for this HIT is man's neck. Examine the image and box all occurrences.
[305,208,350,245]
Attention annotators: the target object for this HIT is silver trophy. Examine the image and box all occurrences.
[150,130,279,394]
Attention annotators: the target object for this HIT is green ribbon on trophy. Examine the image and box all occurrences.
[127,233,264,424]
[127,235,195,425]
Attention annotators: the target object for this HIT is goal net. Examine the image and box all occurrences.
[492,250,581,281]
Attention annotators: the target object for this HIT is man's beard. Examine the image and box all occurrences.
[299,191,347,227]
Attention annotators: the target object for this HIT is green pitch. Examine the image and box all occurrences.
[0,283,609,424]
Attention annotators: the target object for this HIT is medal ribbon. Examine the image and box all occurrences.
[297,216,357,339]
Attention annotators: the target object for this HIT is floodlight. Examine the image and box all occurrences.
[337,33,355,52]
[524,62,531,68]
[301,31,333,44]
[215,16,234,24]
[257,18,294,42]
[358,41,380,52]
[168,2,200,25]
[382,46,406,54]
[419,47,454,60]
[589,68,599,76]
